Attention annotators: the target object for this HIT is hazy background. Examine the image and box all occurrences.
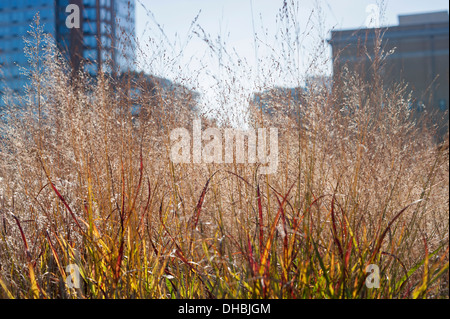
[133,0,449,122]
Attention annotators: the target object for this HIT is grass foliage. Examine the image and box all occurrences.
[0,2,448,299]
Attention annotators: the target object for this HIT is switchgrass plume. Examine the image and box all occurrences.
[0,2,448,299]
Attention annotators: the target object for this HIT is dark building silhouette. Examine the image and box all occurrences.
[329,11,449,138]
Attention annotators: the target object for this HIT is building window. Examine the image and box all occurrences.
[85,63,98,75]
[417,101,425,112]
[101,22,110,34]
[101,35,111,47]
[439,99,447,111]
[83,21,97,33]
[100,0,111,8]
[84,35,97,47]
[84,8,97,20]
[100,9,111,21]
[84,0,96,7]
[83,49,98,60]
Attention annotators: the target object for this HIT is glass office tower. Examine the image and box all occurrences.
[0,0,56,93]
[0,0,136,104]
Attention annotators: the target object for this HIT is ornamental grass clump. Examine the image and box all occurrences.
[0,2,448,299]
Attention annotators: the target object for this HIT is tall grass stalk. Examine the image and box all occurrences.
[0,3,448,299]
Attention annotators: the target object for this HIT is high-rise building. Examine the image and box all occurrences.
[0,0,136,101]
[329,11,449,138]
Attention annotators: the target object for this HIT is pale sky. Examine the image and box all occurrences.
[133,0,449,122]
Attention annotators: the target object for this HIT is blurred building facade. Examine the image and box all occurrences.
[0,0,136,102]
[329,11,449,138]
